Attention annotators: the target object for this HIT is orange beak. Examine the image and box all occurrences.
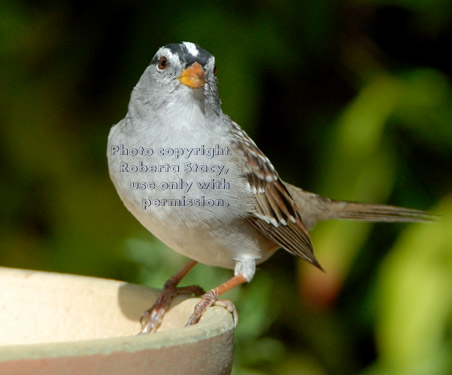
[179,62,205,89]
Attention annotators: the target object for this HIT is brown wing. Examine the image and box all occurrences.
[229,120,322,269]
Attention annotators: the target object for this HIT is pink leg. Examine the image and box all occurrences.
[186,274,247,327]
[139,260,204,334]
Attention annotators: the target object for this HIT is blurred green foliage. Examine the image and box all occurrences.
[1,1,451,374]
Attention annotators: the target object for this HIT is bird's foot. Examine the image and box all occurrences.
[139,282,204,334]
[185,291,238,328]
[185,274,246,328]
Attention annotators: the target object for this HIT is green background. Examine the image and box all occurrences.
[1,1,451,374]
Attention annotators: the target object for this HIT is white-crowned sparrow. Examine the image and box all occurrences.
[107,42,433,333]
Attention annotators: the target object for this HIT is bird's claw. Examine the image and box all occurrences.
[214,300,238,328]
[185,291,238,328]
[139,284,204,334]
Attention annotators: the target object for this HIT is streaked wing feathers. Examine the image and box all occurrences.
[230,121,321,269]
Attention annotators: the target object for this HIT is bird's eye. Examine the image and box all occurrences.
[158,56,168,70]
[213,65,218,75]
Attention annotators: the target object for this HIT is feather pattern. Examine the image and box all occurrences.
[229,121,322,269]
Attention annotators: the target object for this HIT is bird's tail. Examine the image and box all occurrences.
[284,183,436,230]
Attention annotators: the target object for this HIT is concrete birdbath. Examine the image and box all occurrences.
[0,267,234,375]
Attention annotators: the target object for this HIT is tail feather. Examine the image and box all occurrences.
[326,201,436,222]
[284,182,436,230]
